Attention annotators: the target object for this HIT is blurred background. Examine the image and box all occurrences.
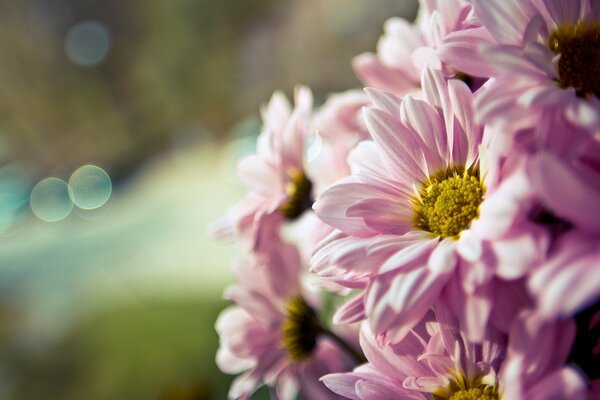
[0,1,417,399]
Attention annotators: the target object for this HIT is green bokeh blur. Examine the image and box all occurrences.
[0,1,416,399]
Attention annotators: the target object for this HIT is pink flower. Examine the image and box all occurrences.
[473,0,600,131]
[211,86,313,255]
[354,0,494,96]
[215,236,356,399]
[212,87,370,261]
[322,308,587,399]
[312,68,547,343]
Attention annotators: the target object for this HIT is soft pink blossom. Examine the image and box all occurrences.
[354,0,493,96]
[215,236,354,399]
[312,68,547,343]
[322,308,587,399]
[212,87,370,262]
[472,0,600,131]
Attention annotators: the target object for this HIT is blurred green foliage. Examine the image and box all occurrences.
[5,298,272,400]
[0,0,276,179]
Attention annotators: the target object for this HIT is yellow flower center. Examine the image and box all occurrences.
[548,22,600,98]
[413,166,484,239]
[433,374,500,400]
[447,387,499,400]
[280,170,313,220]
[281,296,321,362]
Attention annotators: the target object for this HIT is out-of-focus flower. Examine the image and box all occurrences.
[473,0,600,131]
[212,87,371,262]
[354,0,493,96]
[215,235,357,400]
[211,86,313,256]
[282,90,371,262]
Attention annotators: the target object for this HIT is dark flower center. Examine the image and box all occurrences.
[413,166,485,239]
[453,72,478,92]
[281,296,321,362]
[529,205,572,240]
[280,170,313,220]
[568,298,600,380]
[548,22,600,98]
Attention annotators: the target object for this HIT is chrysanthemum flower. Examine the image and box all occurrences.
[473,0,600,131]
[210,86,314,255]
[322,308,587,399]
[211,87,370,261]
[354,0,494,96]
[312,68,549,343]
[215,236,358,399]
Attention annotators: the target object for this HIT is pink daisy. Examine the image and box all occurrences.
[322,308,587,399]
[215,235,358,399]
[212,87,371,261]
[312,68,549,343]
[472,0,600,131]
[354,0,494,96]
[284,90,371,262]
[210,86,313,254]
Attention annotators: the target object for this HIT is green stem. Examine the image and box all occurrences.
[319,327,367,365]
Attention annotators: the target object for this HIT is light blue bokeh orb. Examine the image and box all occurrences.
[68,165,112,210]
[65,21,110,66]
[30,178,73,222]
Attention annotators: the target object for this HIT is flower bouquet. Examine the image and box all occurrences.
[212,0,600,398]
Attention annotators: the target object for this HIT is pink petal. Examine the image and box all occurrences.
[321,373,361,400]
[216,347,256,374]
[540,0,582,27]
[364,108,429,181]
[379,238,438,274]
[438,27,497,78]
[529,152,600,233]
[364,88,402,117]
[237,155,281,196]
[482,44,549,78]
[473,0,537,45]
[333,294,367,324]
[353,53,419,96]
[492,229,549,280]
[428,239,458,274]
[527,367,586,399]
[313,180,379,237]
[347,198,413,235]
[399,96,447,170]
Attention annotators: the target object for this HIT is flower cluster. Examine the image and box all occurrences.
[213,1,600,399]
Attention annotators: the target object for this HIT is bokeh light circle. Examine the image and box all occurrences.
[65,21,110,66]
[30,178,73,222]
[68,165,112,210]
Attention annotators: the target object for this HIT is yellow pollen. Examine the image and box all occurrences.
[447,387,498,400]
[281,296,321,363]
[433,374,500,400]
[413,166,484,239]
[280,170,313,220]
[548,22,600,98]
